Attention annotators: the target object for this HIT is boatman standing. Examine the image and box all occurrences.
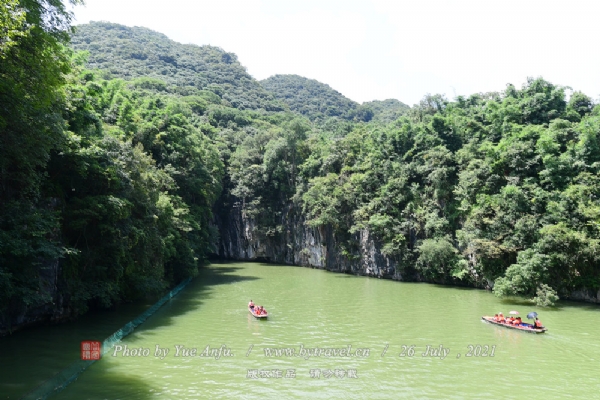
[249,300,254,309]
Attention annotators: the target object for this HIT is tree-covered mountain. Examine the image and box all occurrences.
[71,24,410,123]
[261,74,409,122]
[362,99,410,123]
[261,74,358,120]
[71,22,285,111]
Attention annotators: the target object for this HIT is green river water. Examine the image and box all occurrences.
[2,261,599,399]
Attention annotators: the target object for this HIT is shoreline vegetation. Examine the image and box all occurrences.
[1,3,599,334]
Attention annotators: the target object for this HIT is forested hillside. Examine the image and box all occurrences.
[0,14,296,332]
[227,86,600,306]
[260,74,407,122]
[71,22,284,111]
[1,5,599,334]
[261,74,358,120]
[362,99,410,123]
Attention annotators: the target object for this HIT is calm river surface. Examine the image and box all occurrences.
[2,261,599,399]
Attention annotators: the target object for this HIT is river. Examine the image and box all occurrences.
[2,261,599,399]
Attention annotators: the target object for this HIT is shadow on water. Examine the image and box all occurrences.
[0,302,158,400]
[127,264,259,337]
[485,292,600,313]
[1,263,258,400]
[56,365,157,400]
[432,284,482,290]
[252,262,303,269]
[499,297,567,311]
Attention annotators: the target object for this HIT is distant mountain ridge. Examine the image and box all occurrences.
[261,74,409,122]
[260,74,358,120]
[71,22,284,111]
[361,99,411,123]
[71,22,409,121]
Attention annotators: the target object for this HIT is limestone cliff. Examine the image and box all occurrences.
[213,201,400,279]
[0,258,69,335]
[213,200,600,305]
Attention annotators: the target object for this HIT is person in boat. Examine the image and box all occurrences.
[534,318,543,329]
[498,313,505,323]
[514,317,522,326]
[493,314,499,321]
[249,300,255,310]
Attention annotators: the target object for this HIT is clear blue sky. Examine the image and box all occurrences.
[73,0,600,106]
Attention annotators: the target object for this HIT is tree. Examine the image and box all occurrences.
[0,0,82,320]
[0,0,28,57]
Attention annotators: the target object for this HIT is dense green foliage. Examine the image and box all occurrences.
[1,12,234,322]
[1,8,599,329]
[1,14,301,325]
[0,0,82,319]
[232,83,600,306]
[51,69,225,311]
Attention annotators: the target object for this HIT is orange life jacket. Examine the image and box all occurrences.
[535,320,542,327]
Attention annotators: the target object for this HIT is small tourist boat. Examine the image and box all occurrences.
[249,305,268,319]
[481,316,546,333]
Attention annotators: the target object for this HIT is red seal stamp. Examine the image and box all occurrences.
[81,341,102,360]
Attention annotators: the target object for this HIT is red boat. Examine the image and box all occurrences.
[482,316,546,333]
[249,305,268,319]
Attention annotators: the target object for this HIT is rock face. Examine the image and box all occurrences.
[0,258,69,336]
[214,200,600,305]
[213,201,401,280]
[570,288,600,304]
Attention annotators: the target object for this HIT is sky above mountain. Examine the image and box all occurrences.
[72,0,600,106]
